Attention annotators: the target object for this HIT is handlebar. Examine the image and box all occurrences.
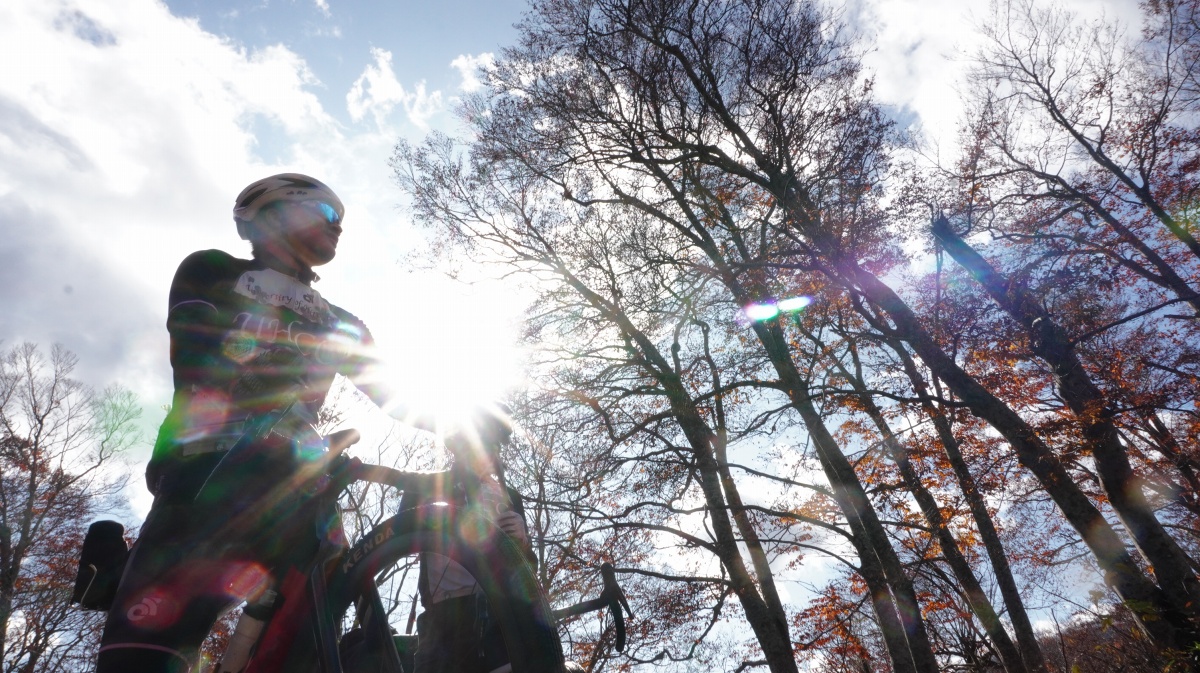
[326,428,361,456]
[255,422,634,654]
[552,562,633,652]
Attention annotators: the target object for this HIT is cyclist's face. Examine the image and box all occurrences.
[270,200,342,267]
[453,443,502,478]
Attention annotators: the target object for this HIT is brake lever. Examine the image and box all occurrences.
[550,563,634,652]
[600,562,633,652]
[325,428,361,457]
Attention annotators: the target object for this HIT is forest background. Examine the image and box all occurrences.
[4,0,1200,671]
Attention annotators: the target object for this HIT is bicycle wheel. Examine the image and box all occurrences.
[319,504,566,673]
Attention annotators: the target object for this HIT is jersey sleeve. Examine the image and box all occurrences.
[328,306,383,386]
[508,487,538,568]
[166,250,240,391]
[331,308,434,429]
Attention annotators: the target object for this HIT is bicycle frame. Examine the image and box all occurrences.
[233,452,407,673]
[216,438,630,673]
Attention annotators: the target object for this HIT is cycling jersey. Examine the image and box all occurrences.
[419,476,529,603]
[97,249,378,673]
[148,249,378,494]
[410,471,533,673]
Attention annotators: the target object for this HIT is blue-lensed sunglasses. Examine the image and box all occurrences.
[298,199,341,224]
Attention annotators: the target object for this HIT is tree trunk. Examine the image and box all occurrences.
[0,521,11,659]
[689,430,800,673]
[932,217,1200,630]
[837,348,1038,673]
[885,433,1028,673]
[746,317,940,673]
[835,253,1189,650]
[675,221,940,672]
[558,267,801,673]
[855,541,923,673]
[714,428,792,636]
[891,343,1050,673]
[1139,411,1200,517]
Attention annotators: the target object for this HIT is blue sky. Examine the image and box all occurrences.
[0,0,1150,646]
[2,0,536,412]
[161,0,528,131]
[1,0,551,518]
[0,0,1141,524]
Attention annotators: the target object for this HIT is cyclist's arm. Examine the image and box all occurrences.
[149,252,251,492]
[352,464,458,514]
[329,309,440,433]
[166,251,241,393]
[507,489,538,568]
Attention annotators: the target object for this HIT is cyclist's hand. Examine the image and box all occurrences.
[497,511,529,546]
[468,403,514,448]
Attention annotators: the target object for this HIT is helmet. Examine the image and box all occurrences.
[447,403,514,459]
[232,173,345,239]
[472,403,514,451]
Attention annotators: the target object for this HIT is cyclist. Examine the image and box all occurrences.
[409,406,536,673]
[96,173,427,673]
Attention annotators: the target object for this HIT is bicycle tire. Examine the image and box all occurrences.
[318,505,566,673]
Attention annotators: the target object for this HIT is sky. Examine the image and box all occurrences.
[1,0,1141,518]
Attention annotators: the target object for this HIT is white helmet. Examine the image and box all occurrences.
[232,173,345,240]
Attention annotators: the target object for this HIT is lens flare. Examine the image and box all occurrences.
[777,296,812,312]
[744,303,780,321]
[223,563,271,601]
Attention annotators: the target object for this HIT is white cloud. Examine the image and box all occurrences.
[347,47,443,129]
[0,1,527,516]
[0,0,352,426]
[314,0,331,17]
[450,52,494,93]
[860,0,1145,157]
[0,2,340,457]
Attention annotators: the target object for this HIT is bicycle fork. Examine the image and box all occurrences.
[218,590,279,673]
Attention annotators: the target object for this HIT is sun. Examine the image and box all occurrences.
[380,333,524,430]
[348,272,528,433]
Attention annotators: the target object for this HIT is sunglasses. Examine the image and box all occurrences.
[296,200,341,224]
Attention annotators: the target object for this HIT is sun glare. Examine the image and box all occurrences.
[744,303,780,321]
[777,296,812,312]
[355,276,527,433]
[383,342,523,429]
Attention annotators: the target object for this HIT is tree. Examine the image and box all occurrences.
[387,163,813,671]
[394,0,945,668]
[478,0,1197,652]
[1037,605,1166,672]
[931,214,1200,630]
[916,0,1200,650]
[0,343,139,672]
[393,0,1200,665]
[505,393,715,672]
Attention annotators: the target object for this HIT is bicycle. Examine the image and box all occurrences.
[79,412,632,673]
